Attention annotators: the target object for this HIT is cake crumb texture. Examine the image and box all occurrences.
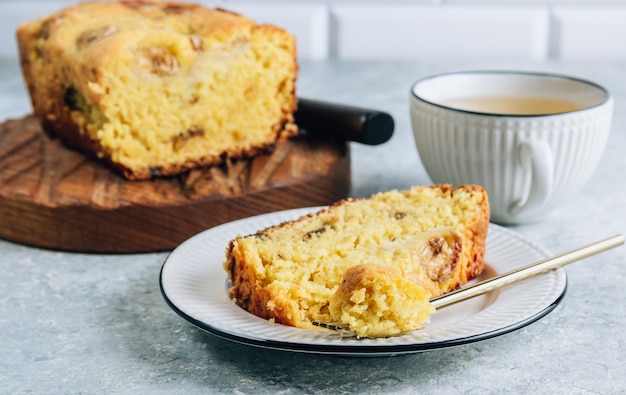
[329,264,435,338]
[223,184,490,338]
[17,0,298,180]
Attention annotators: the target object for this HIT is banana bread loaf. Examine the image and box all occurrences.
[17,0,298,180]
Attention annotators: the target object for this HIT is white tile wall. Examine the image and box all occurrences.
[331,5,549,60]
[1,1,626,61]
[553,7,626,60]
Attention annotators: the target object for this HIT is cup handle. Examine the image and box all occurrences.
[509,139,554,217]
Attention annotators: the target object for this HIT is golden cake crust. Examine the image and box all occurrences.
[17,0,298,180]
[224,184,490,336]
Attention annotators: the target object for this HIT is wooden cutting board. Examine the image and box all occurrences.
[0,115,350,253]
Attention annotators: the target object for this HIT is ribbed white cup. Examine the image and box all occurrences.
[410,71,613,224]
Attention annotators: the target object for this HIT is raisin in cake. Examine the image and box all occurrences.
[223,184,490,338]
[17,0,298,180]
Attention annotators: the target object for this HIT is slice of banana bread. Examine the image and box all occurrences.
[223,184,490,338]
[17,0,298,180]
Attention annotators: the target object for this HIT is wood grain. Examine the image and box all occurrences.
[0,115,351,252]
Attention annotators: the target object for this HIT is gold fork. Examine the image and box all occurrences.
[312,234,624,335]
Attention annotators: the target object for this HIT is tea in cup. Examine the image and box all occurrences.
[410,70,613,224]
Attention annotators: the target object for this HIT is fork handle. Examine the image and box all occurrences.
[430,234,624,310]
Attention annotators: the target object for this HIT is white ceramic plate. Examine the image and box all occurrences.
[160,207,567,356]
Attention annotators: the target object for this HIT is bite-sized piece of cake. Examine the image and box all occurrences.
[223,184,490,338]
[17,0,298,180]
[329,264,435,339]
